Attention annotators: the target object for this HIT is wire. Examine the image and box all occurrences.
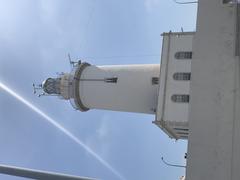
[173,0,198,4]
[80,0,97,52]
[161,157,186,168]
[81,54,161,60]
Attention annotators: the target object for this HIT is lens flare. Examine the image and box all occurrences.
[0,82,125,180]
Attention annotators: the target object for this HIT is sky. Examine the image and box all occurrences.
[0,0,197,180]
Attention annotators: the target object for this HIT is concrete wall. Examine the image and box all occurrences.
[186,1,240,180]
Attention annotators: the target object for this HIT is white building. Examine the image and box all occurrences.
[154,32,193,140]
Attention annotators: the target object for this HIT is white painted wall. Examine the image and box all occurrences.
[155,32,193,139]
[187,1,240,180]
[79,64,160,114]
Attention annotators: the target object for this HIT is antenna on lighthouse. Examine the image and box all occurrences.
[68,53,82,68]
[68,53,74,69]
[32,83,42,94]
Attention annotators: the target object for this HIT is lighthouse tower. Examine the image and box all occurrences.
[41,63,160,114]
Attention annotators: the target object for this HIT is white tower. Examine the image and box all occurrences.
[42,63,160,114]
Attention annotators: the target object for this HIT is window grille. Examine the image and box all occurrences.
[173,73,191,81]
[104,77,118,83]
[175,51,192,59]
[171,94,190,103]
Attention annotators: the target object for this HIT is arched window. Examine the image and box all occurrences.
[173,73,191,81]
[175,51,192,59]
[152,77,159,85]
[171,94,190,103]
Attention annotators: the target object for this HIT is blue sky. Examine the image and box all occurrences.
[0,0,197,179]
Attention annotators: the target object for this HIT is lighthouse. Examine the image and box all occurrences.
[38,31,193,140]
[41,63,160,114]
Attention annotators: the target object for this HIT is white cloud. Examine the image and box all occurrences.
[38,0,59,24]
[144,0,160,13]
[97,115,110,138]
[85,114,111,158]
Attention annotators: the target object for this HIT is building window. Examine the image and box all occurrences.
[152,77,159,85]
[104,77,118,83]
[173,73,191,81]
[222,0,236,4]
[175,51,192,59]
[171,94,190,103]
